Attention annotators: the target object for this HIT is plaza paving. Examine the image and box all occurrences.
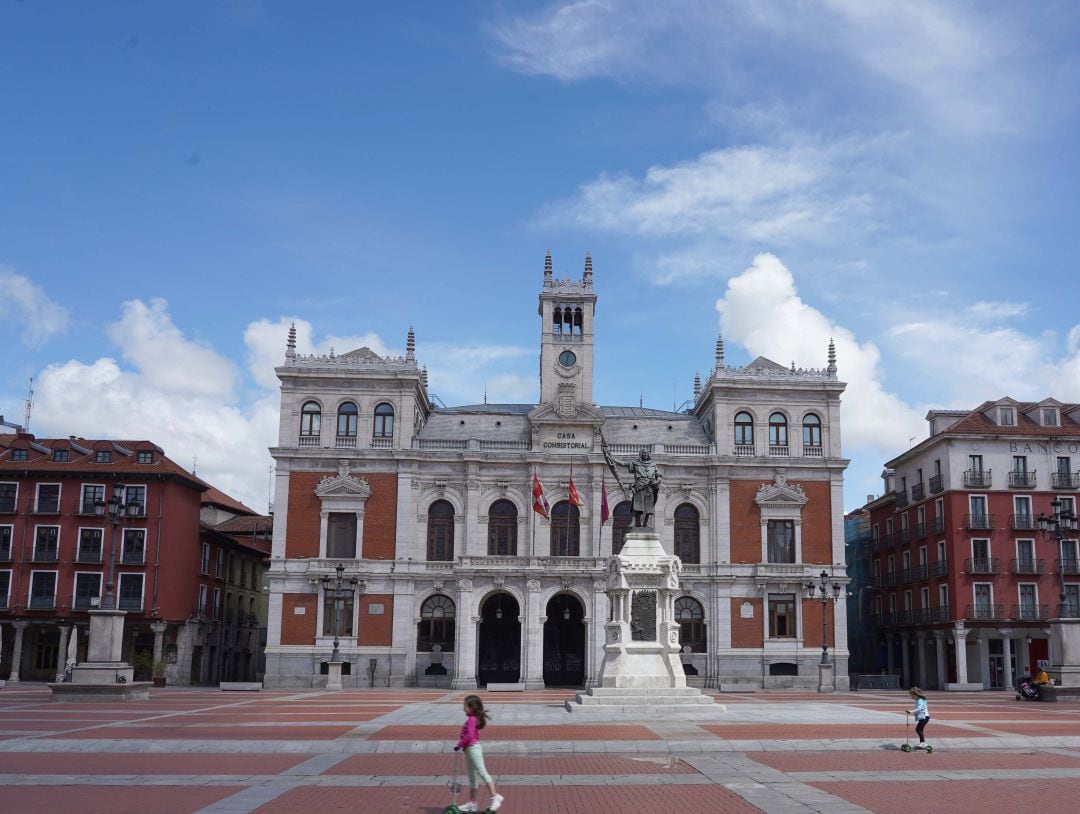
[2,685,1080,812]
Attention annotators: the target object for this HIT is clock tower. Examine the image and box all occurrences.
[538,251,597,415]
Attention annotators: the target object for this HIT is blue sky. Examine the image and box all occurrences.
[3,2,1080,512]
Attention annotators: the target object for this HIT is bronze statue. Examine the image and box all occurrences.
[602,436,662,528]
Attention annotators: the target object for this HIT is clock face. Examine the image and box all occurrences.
[559,350,577,368]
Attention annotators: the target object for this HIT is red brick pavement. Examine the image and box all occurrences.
[968,722,1080,735]
[0,753,311,775]
[700,723,965,739]
[0,785,243,814]
[256,783,760,814]
[47,724,357,740]
[370,724,660,741]
[814,778,1080,813]
[325,754,698,776]
[750,750,1080,772]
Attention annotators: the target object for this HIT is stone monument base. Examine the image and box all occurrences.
[49,681,151,702]
[566,685,724,715]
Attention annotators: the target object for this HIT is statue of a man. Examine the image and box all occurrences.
[603,442,662,528]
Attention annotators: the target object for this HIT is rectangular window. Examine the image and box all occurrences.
[77,528,103,562]
[213,587,221,619]
[972,538,990,560]
[1060,539,1078,572]
[1013,455,1028,475]
[902,551,911,570]
[327,512,358,558]
[29,571,57,609]
[34,526,59,561]
[198,584,208,615]
[136,451,153,464]
[999,407,1015,426]
[0,525,11,560]
[934,459,941,477]
[969,454,983,473]
[0,483,16,513]
[122,529,145,564]
[1017,538,1035,567]
[0,570,9,608]
[1043,407,1059,426]
[903,590,912,611]
[1066,585,1080,616]
[81,484,105,514]
[323,591,355,636]
[767,594,795,638]
[887,554,895,574]
[74,573,102,609]
[216,549,224,577]
[118,573,144,610]
[937,540,946,561]
[974,583,992,612]
[918,545,927,566]
[95,450,112,463]
[35,484,60,513]
[123,485,146,515]
[1060,497,1076,517]
[920,587,930,609]
[53,449,69,462]
[201,543,211,575]
[11,449,28,461]
[1059,456,1072,474]
[766,520,795,563]
[1019,584,1037,614]
[939,584,949,608]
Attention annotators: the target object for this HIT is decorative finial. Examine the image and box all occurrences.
[791,360,796,372]
[827,338,837,374]
[583,252,593,286]
[693,373,701,399]
[329,346,335,359]
[483,385,488,405]
[544,250,553,281]
[285,322,297,359]
[406,326,415,362]
[421,365,428,390]
[715,333,724,367]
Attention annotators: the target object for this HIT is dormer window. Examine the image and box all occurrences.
[95,450,112,463]
[11,449,28,461]
[999,407,1015,426]
[1042,407,1059,427]
[52,449,69,462]
[136,451,153,464]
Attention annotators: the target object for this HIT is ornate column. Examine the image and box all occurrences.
[900,632,911,687]
[934,632,947,689]
[915,631,928,688]
[151,621,167,664]
[56,625,71,681]
[451,578,477,689]
[1002,635,1013,689]
[524,579,545,689]
[977,632,990,688]
[952,624,970,685]
[9,621,29,684]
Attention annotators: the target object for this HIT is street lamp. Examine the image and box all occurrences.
[1038,499,1078,617]
[94,484,142,610]
[321,563,360,663]
[806,570,843,666]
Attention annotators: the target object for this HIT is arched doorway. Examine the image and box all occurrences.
[543,593,585,687]
[477,592,521,686]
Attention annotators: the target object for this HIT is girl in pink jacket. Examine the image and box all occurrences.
[454,695,503,811]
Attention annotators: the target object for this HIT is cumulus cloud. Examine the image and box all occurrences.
[542,144,877,245]
[421,342,534,405]
[0,266,70,346]
[716,253,925,453]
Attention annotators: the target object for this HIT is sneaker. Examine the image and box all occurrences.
[459,803,478,812]
[489,794,504,811]
[916,743,927,749]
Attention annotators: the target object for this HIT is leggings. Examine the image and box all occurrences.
[915,717,929,742]
[465,744,492,788]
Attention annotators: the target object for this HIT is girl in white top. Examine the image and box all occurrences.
[907,686,930,749]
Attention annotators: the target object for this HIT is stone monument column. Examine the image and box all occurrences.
[56,625,72,681]
[451,579,477,689]
[934,632,947,689]
[151,621,167,664]
[523,579,544,689]
[8,621,28,684]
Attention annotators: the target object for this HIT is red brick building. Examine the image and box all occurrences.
[856,399,1080,690]
[0,432,269,685]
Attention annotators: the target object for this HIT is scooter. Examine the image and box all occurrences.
[444,752,495,814]
[900,711,933,754]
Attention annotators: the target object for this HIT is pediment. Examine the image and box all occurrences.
[528,401,606,426]
[339,347,383,362]
[315,474,372,500]
[746,356,789,373]
[754,483,808,505]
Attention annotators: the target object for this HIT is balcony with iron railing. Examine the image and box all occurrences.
[965,557,1000,574]
[1056,558,1080,575]
[965,603,1003,621]
[911,483,925,502]
[76,548,103,563]
[963,469,992,488]
[29,595,56,610]
[118,596,142,611]
[929,560,948,578]
[895,489,909,509]
[1011,514,1037,531]
[1011,604,1048,621]
[896,567,912,584]
[1051,472,1080,490]
[32,500,60,515]
[1011,558,1044,575]
[914,522,927,540]
[965,513,995,530]
[929,474,943,494]
[931,516,945,535]
[1008,470,1038,489]
[121,549,145,565]
[898,528,911,545]
[1057,603,1080,617]
[79,500,101,515]
[32,546,59,563]
[909,564,929,582]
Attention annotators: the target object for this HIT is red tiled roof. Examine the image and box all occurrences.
[200,483,257,515]
[945,401,1080,436]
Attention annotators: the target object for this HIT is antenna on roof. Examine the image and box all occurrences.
[192,454,198,476]
[640,387,643,408]
[23,377,34,433]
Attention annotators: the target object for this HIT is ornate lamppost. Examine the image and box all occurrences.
[1038,499,1078,618]
[806,570,843,692]
[1037,499,1080,694]
[321,563,361,664]
[94,484,142,610]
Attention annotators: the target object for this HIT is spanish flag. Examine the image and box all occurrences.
[532,472,550,519]
[568,463,585,508]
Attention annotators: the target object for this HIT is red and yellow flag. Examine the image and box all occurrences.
[532,473,550,519]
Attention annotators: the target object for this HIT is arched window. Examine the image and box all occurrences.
[803,413,822,449]
[734,411,754,446]
[573,307,583,334]
[373,403,395,439]
[769,412,788,448]
[487,499,518,556]
[674,503,700,563]
[550,501,580,557]
[300,401,321,437]
[337,402,358,438]
[612,501,633,555]
[417,594,456,652]
[675,596,706,652]
[427,500,454,561]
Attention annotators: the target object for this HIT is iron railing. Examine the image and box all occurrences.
[931,516,945,534]
[965,603,1003,621]
[963,469,992,488]
[965,513,995,530]
[1010,558,1044,575]
[914,522,927,540]
[1056,558,1080,575]
[1011,514,1037,530]
[911,483,925,502]
[965,557,999,574]
[929,560,948,578]
[1008,471,1037,489]
[929,474,943,494]
[1011,604,1048,621]
[1051,472,1080,490]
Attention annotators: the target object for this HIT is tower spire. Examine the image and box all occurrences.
[285,322,297,360]
[544,249,553,285]
[693,372,701,400]
[827,338,837,375]
[406,326,415,363]
[583,252,593,286]
[715,333,724,368]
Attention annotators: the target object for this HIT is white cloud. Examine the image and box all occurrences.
[716,253,925,453]
[107,299,237,398]
[0,266,70,346]
[542,144,876,244]
[964,301,1031,320]
[421,342,534,405]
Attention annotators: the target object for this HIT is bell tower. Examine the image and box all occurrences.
[538,251,597,414]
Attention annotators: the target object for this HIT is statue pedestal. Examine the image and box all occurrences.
[1042,618,1080,700]
[326,661,344,691]
[567,530,722,715]
[51,609,139,702]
